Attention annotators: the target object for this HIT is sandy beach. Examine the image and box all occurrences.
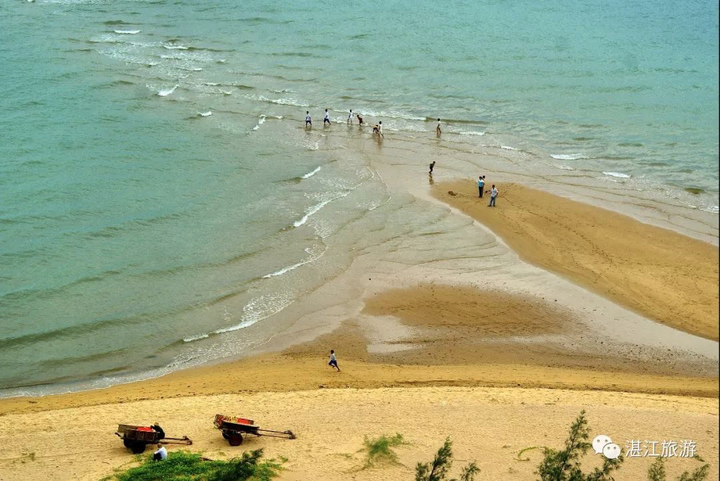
[433,181,719,341]
[0,177,717,480]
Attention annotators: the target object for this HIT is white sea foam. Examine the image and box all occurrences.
[252,115,266,131]
[253,94,309,107]
[182,333,209,342]
[198,111,212,117]
[500,145,517,150]
[204,82,220,86]
[157,84,179,96]
[293,199,332,227]
[114,29,140,35]
[550,153,587,160]
[301,166,321,179]
[164,45,189,50]
[359,109,425,121]
[554,164,575,171]
[212,294,294,334]
[262,245,327,279]
[603,171,631,178]
[458,130,486,136]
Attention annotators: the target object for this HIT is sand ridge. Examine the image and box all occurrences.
[433,181,719,341]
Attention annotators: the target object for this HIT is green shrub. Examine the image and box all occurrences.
[107,449,283,481]
[536,410,624,481]
[415,437,479,481]
[363,433,405,468]
[647,457,710,481]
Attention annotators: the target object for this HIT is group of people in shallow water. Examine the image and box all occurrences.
[305,109,382,136]
[305,109,499,206]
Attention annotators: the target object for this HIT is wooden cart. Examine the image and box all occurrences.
[213,414,295,446]
[116,424,192,454]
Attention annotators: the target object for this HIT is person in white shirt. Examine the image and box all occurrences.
[305,111,312,128]
[324,109,331,125]
[436,118,442,137]
[488,184,498,207]
[328,349,340,372]
[347,109,353,124]
[153,444,167,461]
[373,121,383,137]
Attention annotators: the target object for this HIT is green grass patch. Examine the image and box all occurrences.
[105,449,283,481]
[362,433,405,468]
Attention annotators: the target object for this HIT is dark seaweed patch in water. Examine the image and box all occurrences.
[618,142,644,147]
[103,20,130,25]
[685,187,704,195]
[572,137,594,142]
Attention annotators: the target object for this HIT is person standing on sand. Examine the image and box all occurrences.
[324,109,331,125]
[488,184,498,207]
[478,176,485,198]
[436,118,442,137]
[356,112,363,125]
[347,109,354,124]
[305,111,312,128]
[328,349,340,372]
[429,161,436,174]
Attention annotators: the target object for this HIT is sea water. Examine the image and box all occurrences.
[0,0,717,393]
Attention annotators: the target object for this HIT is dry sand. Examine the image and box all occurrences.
[433,181,719,341]
[0,387,717,481]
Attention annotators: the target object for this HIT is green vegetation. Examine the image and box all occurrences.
[536,411,710,481]
[415,437,479,481]
[363,433,405,468]
[646,456,710,481]
[536,410,624,481]
[106,450,283,481]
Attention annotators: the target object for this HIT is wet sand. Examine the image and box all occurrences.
[433,181,719,340]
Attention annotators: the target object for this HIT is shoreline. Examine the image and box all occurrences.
[0,177,717,480]
[1,176,718,401]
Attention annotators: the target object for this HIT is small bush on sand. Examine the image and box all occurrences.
[108,449,282,481]
[415,437,479,481]
[646,456,710,481]
[363,433,405,468]
[536,410,624,481]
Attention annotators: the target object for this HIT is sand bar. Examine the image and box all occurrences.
[433,181,719,340]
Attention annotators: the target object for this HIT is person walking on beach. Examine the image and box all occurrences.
[478,175,485,198]
[305,111,312,128]
[436,118,442,137]
[324,109,331,125]
[429,161,436,174]
[328,349,340,372]
[488,184,498,207]
[347,109,354,124]
[356,113,364,125]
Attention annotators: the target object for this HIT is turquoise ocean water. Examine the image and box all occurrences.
[1,0,718,393]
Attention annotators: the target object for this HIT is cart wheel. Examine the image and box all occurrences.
[131,442,147,454]
[123,439,133,449]
[222,431,229,440]
[228,432,243,446]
